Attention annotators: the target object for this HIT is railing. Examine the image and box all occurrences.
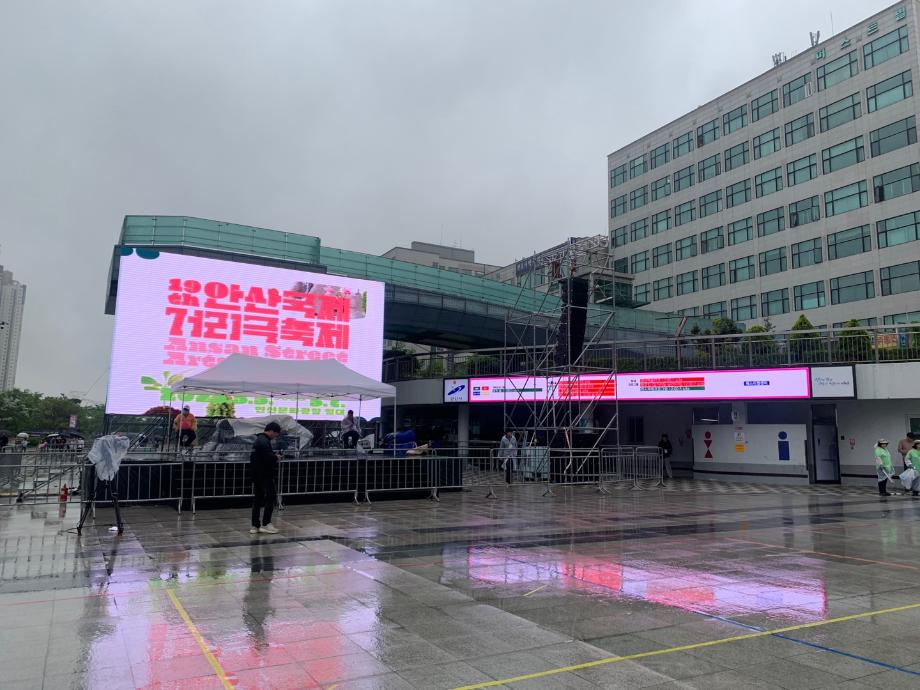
[383,324,920,381]
[4,447,664,512]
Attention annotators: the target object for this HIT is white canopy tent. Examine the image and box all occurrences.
[172,355,396,444]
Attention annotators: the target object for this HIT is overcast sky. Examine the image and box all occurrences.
[0,0,893,398]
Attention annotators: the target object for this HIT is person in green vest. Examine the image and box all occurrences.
[903,438,920,497]
[875,439,893,497]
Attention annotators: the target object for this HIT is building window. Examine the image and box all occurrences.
[630,185,649,210]
[830,271,875,304]
[611,194,627,218]
[731,295,757,322]
[630,250,649,273]
[700,226,725,253]
[653,243,672,268]
[676,235,697,260]
[756,207,785,237]
[870,116,917,157]
[881,261,920,296]
[759,247,787,276]
[821,136,865,174]
[699,189,722,218]
[610,163,627,188]
[634,283,650,304]
[653,277,673,301]
[650,143,669,169]
[612,226,628,247]
[761,288,790,317]
[791,238,822,268]
[784,113,815,147]
[753,128,781,159]
[698,153,721,182]
[677,270,698,295]
[675,200,696,226]
[724,142,749,172]
[832,317,877,329]
[789,196,820,227]
[651,175,671,201]
[722,104,747,135]
[817,50,858,91]
[674,165,695,192]
[702,263,725,290]
[673,131,694,159]
[794,281,826,310]
[824,180,868,217]
[828,224,871,259]
[819,93,861,132]
[873,163,920,203]
[678,306,700,316]
[783,73,813,107]
[787,154,817,186]
[729,255,755,283]
[726,179,752,208]
[631,218,648,242]
[652,209,671,234]
[630,154,647,178]
[728,217,753,246]
[877,211,920,248]
[755,167,784,198]
[867,70,913,112]
[704,301,726,318]
[697,118,720,147]
[613,257,628,273]
[751,89,779,122]
[884,310,920,325]
[864,26,909,70]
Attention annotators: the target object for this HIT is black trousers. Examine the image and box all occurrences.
[342,430,360,448]
[179,429,196,447]
[252,471,277,528]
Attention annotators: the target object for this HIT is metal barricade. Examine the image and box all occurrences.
[363,453,435,503]
[1,451,84,506]
[80,458,185,513]
[189,453,257,513]
[277,453,361,505]
[599,446,664,490]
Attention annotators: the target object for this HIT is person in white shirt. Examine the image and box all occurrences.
[499,431,518,484]
[341,410,361,449]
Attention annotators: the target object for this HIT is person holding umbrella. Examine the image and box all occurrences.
[875,438,893,497]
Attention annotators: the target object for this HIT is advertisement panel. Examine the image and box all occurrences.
[106,250,385,420]
[469,368,810,403]
[809,366,855,399]
[443,378,469,403]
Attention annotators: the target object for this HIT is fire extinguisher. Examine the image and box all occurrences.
[59,484,69,503]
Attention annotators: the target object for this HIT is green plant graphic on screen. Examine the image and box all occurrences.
[140,371,185,400]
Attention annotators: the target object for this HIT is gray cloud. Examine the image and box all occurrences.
[0,0,890,397]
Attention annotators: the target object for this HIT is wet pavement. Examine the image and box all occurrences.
[2,481,920,689]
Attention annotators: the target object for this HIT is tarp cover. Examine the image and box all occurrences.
[88,435,131,481]
[173,354,395,400]
[212,415,314,450]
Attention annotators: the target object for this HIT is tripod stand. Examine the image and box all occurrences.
[76,464,123,535]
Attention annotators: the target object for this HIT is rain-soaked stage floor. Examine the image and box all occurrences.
[2,480,920,689]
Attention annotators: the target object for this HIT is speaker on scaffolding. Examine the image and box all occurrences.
[554,277,590,367]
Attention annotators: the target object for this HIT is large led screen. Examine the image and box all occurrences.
[106,250,385,420]
[468,368,811,403]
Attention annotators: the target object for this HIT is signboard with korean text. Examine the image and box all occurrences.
[809,366,856,399]
[468,368,810,403]
[106,250,385,419]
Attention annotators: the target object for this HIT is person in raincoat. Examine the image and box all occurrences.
[875,438,893,496]
[902,438,920,497]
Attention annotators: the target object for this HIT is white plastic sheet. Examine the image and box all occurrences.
[88,435,131,481]
[900,467,918,490]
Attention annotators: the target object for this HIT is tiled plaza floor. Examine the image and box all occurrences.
[2,481,920,689]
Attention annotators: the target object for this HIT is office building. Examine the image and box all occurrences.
[609,2,920,329]
[0,265,26,391]
[382,241,499,277]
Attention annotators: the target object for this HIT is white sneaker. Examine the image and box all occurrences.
[249,527,259,535]
[259,524,279,534]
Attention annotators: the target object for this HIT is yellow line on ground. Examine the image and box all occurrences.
[451,601,920,689]
[166,588,235,690]
[522,584,548,597]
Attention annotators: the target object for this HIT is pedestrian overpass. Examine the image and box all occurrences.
[107,215,704,348]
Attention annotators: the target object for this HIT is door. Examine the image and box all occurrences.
[811,404,840,483]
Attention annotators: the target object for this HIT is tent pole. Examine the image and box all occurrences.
[392,397,397,458]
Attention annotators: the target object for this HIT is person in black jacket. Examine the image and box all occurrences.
[250,422,282,535]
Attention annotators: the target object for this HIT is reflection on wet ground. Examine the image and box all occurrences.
[2,481,920,688]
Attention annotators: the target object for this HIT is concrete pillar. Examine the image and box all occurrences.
[458,404,470,457]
